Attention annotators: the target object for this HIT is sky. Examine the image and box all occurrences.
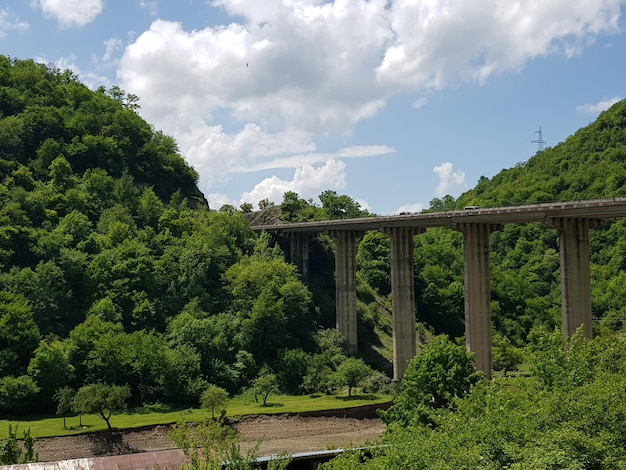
[2,0,625,214]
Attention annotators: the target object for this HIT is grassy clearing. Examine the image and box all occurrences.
[2,393,392,439]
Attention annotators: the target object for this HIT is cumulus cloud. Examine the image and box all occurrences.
[35,0,103,28]
[240,159,348,206]
[434,162,466,197]
[117,0,623,205]
[576,96,622,113]
[0,9,29,38]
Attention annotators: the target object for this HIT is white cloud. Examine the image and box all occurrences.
[376,0,623,90]
[117,0,624,203]
[207,192,237,211]
[102,38,123,64]
[576,96,622,113]
[393,202,426,215]
[434,162,466,197]
[138,1,158,16]
[230,145,394,173]
[0,9,29,38]
[240,159,348,206]
[35,0,104,28]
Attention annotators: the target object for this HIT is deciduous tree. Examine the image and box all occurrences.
[333,358,373,397]
[200,384,229,420]
[73,383,130,429]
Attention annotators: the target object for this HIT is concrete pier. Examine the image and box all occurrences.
[330,230,362,355]
[384,227,423,380]
[289,233,310,283]
[455,223,501,378]
[547,218,600,338]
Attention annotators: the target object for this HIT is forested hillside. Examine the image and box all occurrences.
[3,54,626,420]
[0,57,380,418]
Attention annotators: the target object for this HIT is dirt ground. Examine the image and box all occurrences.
[33,414,387,463]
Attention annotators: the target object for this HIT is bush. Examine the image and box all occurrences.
[0,425,38,464]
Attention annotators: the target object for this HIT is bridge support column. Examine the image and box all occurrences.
[384,227,423,381]
[547,218,600,339]
[289,233,310,283]
[455,223,501,379]
[330,230,362,355]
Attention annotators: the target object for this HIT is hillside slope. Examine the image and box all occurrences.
[457,99,626,208]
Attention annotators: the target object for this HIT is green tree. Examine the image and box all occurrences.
[277,348,310,394]
[226,240,313,363]
[382,335,482,427]
[318,190,366,219]
[356,231,391,295]
[333,358,373,397]
[303,330,348,394]
[27,338,74,401]
[492,333,522,376]
[54,386,75,429]
[200,384,229,420]
[252,371,279,406]
[0,291,40,376]
[73,383,131,429]
[0,375,40,415]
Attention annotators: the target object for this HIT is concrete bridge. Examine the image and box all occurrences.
[251,198,626,380]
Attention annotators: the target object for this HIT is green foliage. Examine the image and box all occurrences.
[73,383,131,429]
[54,386,75,429]
[413,229,465,337]
[333,358,373,397]
[0,290,40,376]
[225,236,313,364]
[303,329,348,394]
[252,370,279,406]
[0,375,40,415]
[0,425,38,465]
[492,332,523,375]
[319,190,369,219]
[200,384,229,420]
[27,338,74,401]
[326,333,626,469]
[356,232,390,295]
[381,335,482,427]
[169,419,291,470]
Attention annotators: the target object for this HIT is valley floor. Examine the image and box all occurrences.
[33,415,386,462]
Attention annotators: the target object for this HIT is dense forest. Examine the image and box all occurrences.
[0,57,382,417]
[2,54,626,427]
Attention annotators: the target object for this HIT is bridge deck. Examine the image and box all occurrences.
[251,198,626,233]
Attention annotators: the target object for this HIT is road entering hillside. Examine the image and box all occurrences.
[34,415,386,463]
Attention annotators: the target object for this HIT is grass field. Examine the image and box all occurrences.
[1,393,392,439]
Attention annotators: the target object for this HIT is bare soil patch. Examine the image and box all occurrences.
[34,411,387,462]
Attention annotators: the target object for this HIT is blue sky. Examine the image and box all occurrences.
[2,1,625,214]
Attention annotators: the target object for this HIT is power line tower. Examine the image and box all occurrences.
[532,126,547,153]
